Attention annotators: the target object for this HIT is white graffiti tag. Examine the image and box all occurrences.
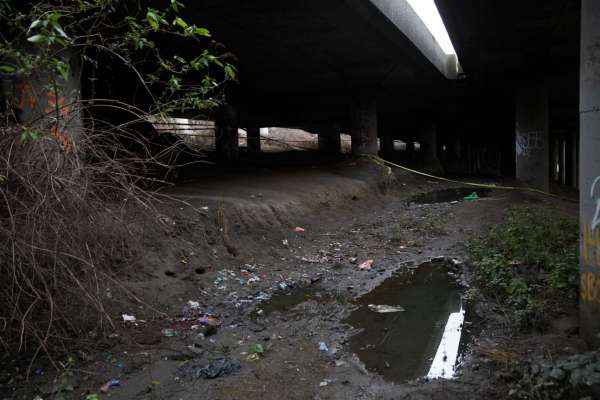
[516,130,545,157]
[591,176,600,232]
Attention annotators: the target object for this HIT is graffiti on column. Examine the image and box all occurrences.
[16,80,74,150]
[581,175,600,305]
[516,130,544,157]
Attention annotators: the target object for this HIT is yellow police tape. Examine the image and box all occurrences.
[365,155,576,202]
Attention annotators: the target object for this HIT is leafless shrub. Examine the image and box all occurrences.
[0,102,195,370]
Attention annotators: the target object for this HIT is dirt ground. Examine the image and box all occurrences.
[1,157,585,400]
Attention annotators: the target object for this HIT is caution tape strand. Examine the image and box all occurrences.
[366,155,576,202]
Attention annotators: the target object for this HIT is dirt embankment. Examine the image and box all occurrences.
[2,159,585,400]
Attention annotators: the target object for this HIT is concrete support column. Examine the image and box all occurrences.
[10,50,82,150]
[215,104,239,163]
[350,98,378,156]
[579,0,600,346]
[380,129,395,157]
[246,126,261,155]
[404,140,415,163]
[421,123,438,162]
[317,124,341,154]
[515,87,549,191]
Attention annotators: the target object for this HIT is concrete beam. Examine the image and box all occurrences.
[350,98,378,156]
[579,0,600,346]
[215,104,239,163]
[515,87,549,191]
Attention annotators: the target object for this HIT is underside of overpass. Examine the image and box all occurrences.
[6,0,600,395]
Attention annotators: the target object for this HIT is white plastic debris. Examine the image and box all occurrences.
[368,304,405,313]
[188,301,201,309]
[122,314,136,322]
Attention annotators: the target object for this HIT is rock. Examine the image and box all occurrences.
[549,368,566,381]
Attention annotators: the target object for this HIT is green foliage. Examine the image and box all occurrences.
[19,127,43,143]
[467,206,579,330]
[0,0,237,116]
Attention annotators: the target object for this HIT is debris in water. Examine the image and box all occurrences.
[368,304,405,313]
[319,379,332,387]
[358,260,374,270]
[294,227,306,233]
[319,342,329,352]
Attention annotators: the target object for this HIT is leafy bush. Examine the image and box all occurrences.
[467,206,578,330]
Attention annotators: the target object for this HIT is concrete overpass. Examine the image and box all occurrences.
[180,0,461,160]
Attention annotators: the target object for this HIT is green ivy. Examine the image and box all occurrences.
[467,206,579,330]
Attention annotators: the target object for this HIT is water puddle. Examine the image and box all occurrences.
[344,260,465,382]
[409,187,491,204]
[257,286,330,316]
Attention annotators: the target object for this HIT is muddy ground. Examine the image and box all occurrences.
[1,158,584,400]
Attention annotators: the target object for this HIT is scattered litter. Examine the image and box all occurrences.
[451,201,459,205]
[282,239,289,246]
[162,328,177,337]
[464,192,480,201]
[121,314,136,322]
[201,206,209,211]
[294,227,306,233]
[180,358,240,379]
[188,301,201,309]
[33,396,44,400]
[349,257,357,264]
[279,282,289,290]
[335,360,348,367]
[199,359,240,379]
[319,342,329,352]
[100,379,121,393]
[301,256,321,264]
[368,304,405,313]
[319,379,332,387]
[358,260,374,270]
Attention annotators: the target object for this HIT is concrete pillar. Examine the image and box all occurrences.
[350,98,378,156]
[318,124,341,154]
[215,104,239,163]
[421,123,438,162]
[247,126,261,155]
[10,50,82,150]
[515,86,549,191]
[380,129,395,157]
[579,0,600,346]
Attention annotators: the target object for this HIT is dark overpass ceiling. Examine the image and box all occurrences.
[181,0,446,98]
[434,0,580,82]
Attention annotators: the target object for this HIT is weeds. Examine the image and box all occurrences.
[467,206,578,330]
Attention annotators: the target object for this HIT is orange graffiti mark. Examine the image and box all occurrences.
[583,224,600,268]
[44,91,70,115]
[581,271,600,305]
[15,81,38,110]
[50,125,72,152]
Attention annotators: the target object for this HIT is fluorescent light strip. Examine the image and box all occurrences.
[406,0,457,56]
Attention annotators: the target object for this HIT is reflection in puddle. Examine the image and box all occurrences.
[344,260,464,382]
[427,308,465,379]
[409,187,491,204]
